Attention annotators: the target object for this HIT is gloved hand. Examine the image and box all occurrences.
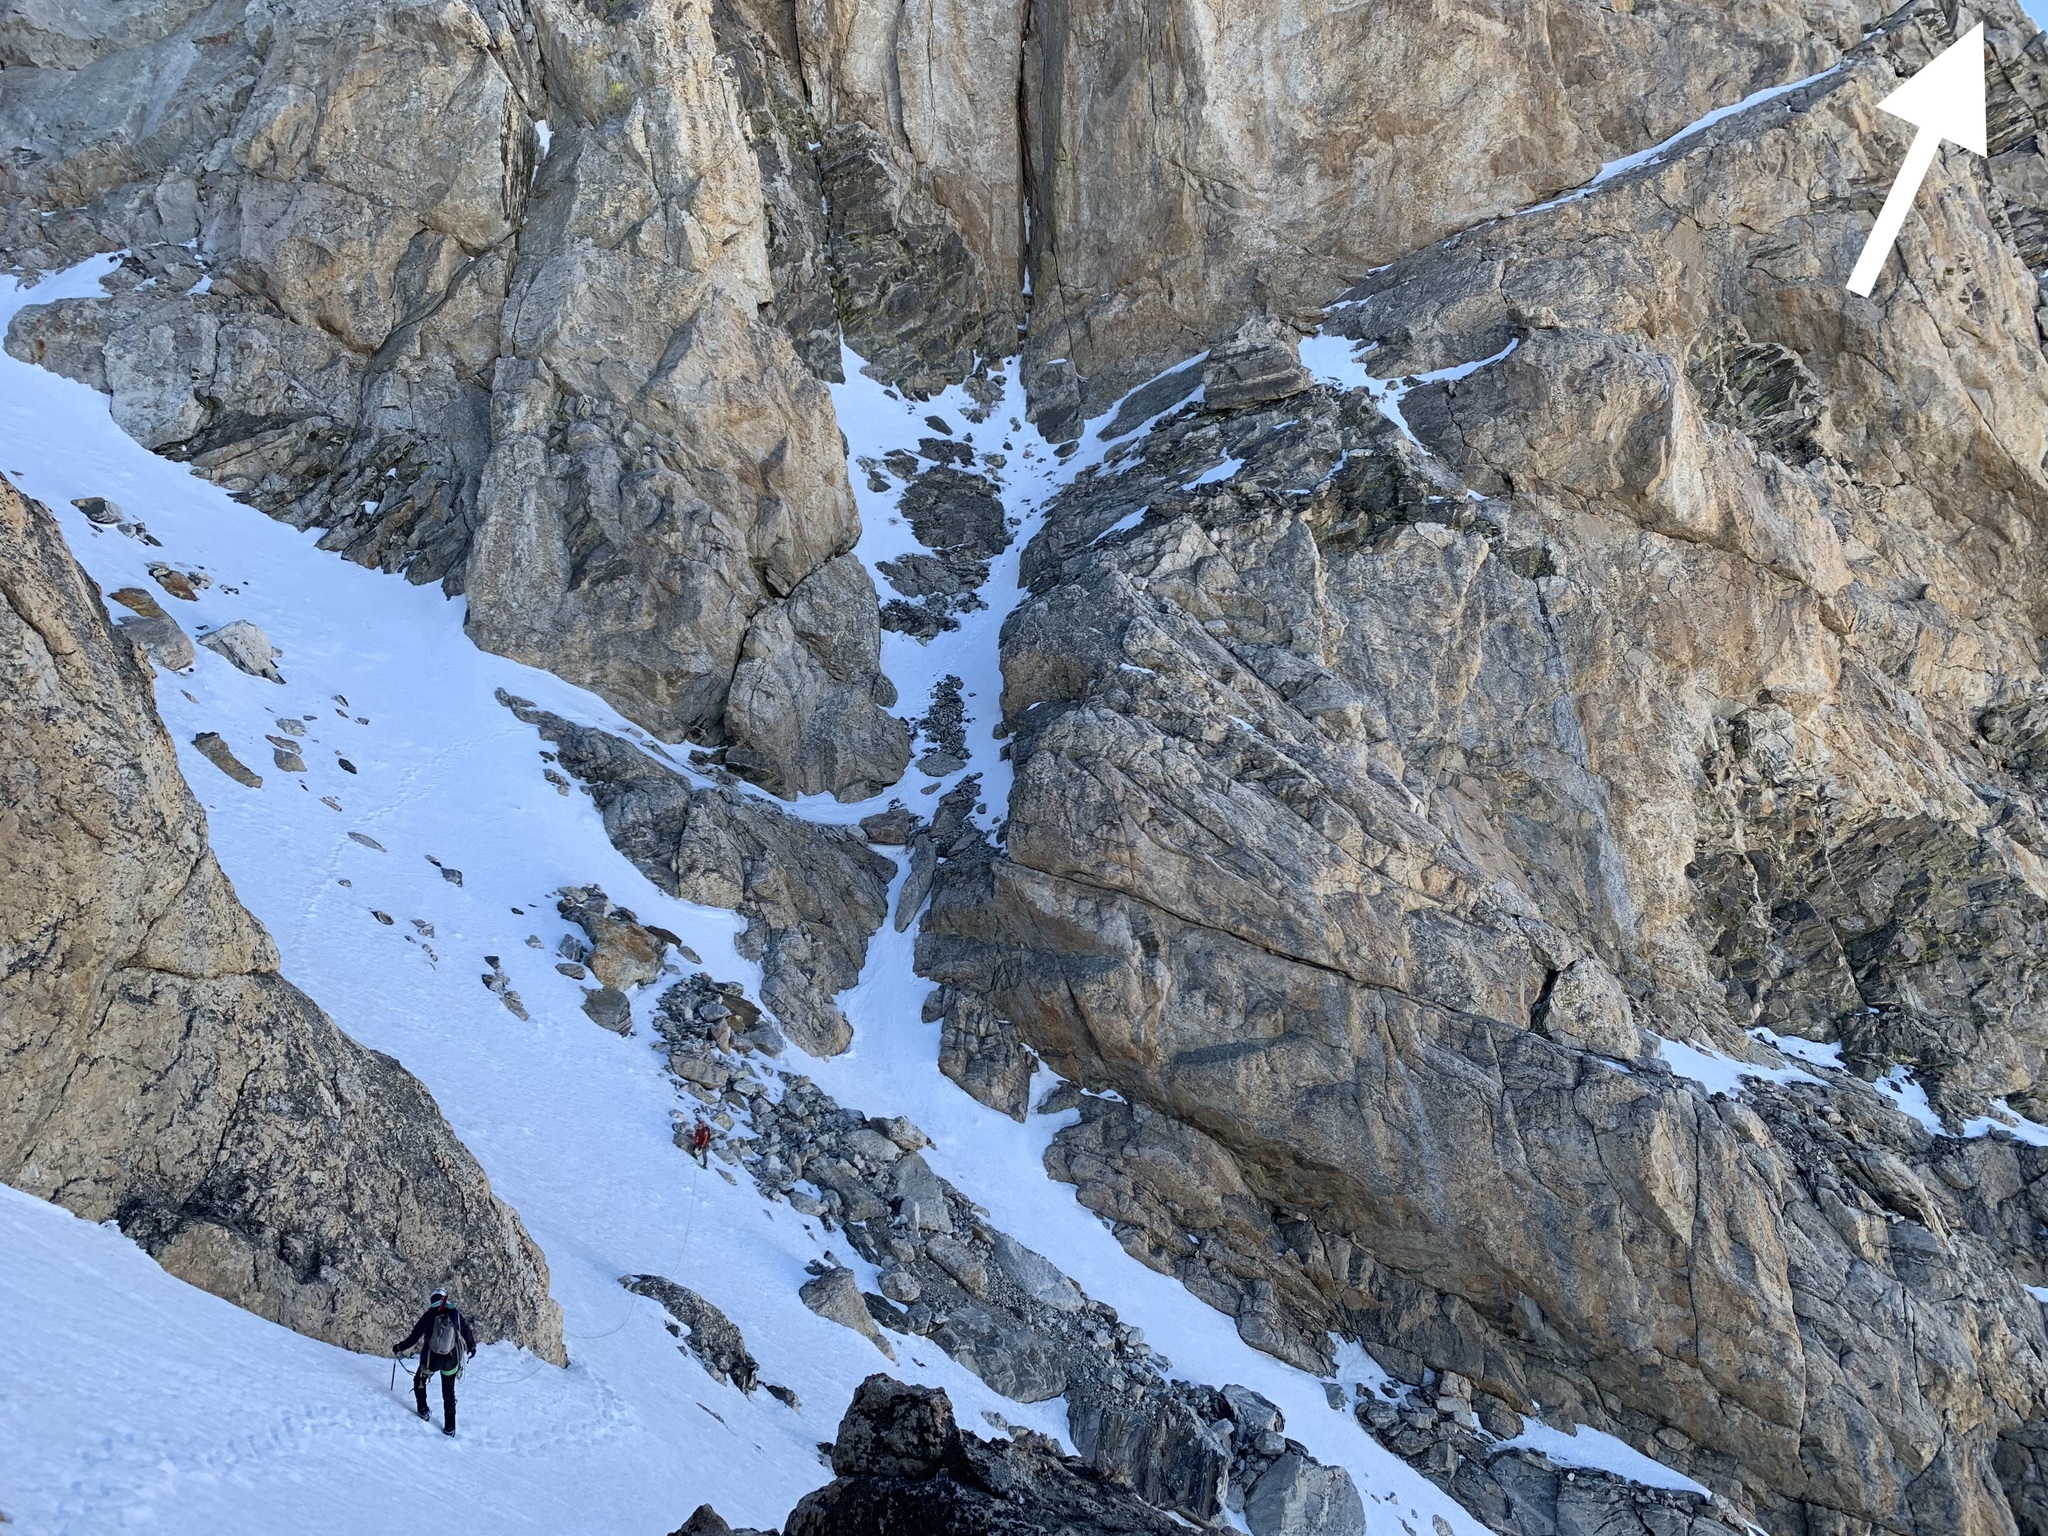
[393,1344,406,1355]
[467,1345,477,1359]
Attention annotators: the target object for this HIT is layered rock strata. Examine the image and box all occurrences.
[0,478,564,1362]
[919,11,2048,1533]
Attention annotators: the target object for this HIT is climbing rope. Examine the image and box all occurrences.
[422,1142,718,1392]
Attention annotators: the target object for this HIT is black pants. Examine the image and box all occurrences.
[413,1359,458,1431]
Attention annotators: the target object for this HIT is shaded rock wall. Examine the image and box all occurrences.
[0,477,564,1362]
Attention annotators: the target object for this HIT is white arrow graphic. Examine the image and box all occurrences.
[1847,24,1986,295]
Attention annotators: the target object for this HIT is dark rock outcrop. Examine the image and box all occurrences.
[623,1273,761,1392]
[501,693,892,1056]
[0,477,564,1362]
[659,1021,1376,1529]
[781,1375,1182,1536]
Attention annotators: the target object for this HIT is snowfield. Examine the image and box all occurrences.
[0,257,1490,1536]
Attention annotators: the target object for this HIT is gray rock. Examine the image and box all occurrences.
[860,806,916,846]
[807,1157,889,1223]
[924,1234,989,1298]
[724,555,909,802]
[895,834,936,933]
[1536,957,1642,1061]
[799,1265,895,1360]
[107,586,194,672]
[1201,317,1312,412]
[919,26,2048,1536]
[930,1303,1067,1403]
[844,1127,903,1165]
[992,1233,1084,1313]
[0,0,896,805]
[1245,1453,1365,1536]
[1221,1385,1284,1438]
[1069,1382,1233,1523]
[581,987,632,1035]
[872,1115,929,1152]
[935,990,1037,1123]
[197,620,284,684]
[1449,1449,1743,1536]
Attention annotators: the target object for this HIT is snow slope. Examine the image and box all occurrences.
[0,258,1484,1536]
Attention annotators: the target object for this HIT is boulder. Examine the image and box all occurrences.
[991,1233,1084,1314]
[197,620,284,683]
[622,1274,760,1392]
[890,1153,952,1234]
[581,987,632,1035]
[800,1265,896,1360]
[557,887,670,992]
[107,587,195,672]
[780,1376,1182,1536]
[1200,318,1312,412]
[929,1304,1066,1403]
[189,731,262,789]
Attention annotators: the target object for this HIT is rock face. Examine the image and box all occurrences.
[800,1262,897,1359]
[0,0,1933,823]
[0,478,563,1362]
[1017,0,1871,417]
[0,0,903,801]
[658,1013,1372,1529]
[720,0,1890,426]
[710,0,1027,395]
[919,12,2048,1535]
[15,0,2048,1528]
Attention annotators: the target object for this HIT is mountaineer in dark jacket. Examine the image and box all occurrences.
[395,1288,477,1435]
